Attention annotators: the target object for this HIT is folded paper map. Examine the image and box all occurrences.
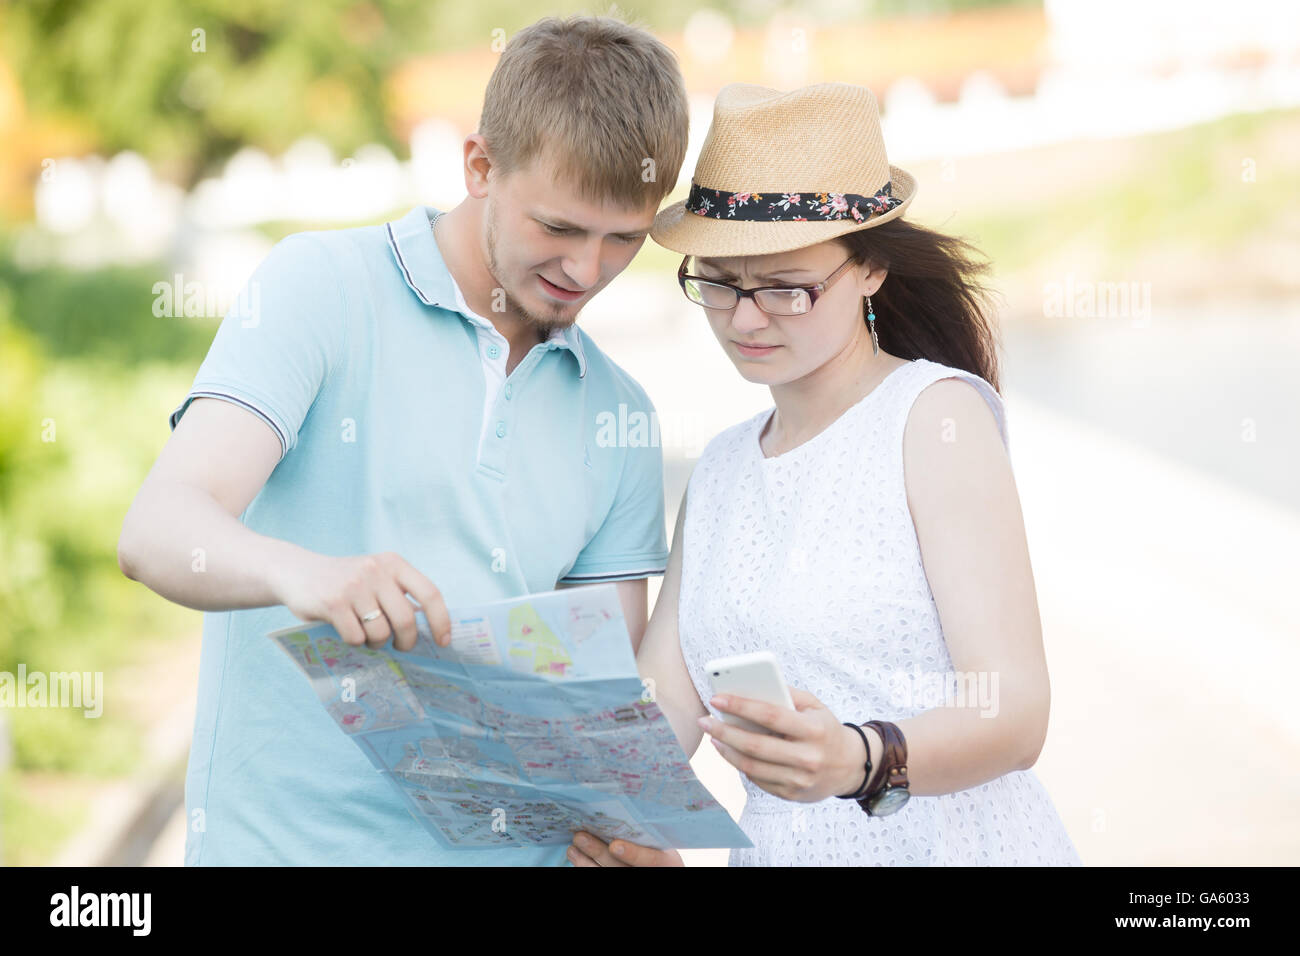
[268,583,752,851]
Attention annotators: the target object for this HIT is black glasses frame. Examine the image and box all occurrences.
[677,255,857,316]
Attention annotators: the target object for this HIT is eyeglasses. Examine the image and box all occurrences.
[677,255,857,316]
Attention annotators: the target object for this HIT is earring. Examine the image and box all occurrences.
[866,295,879,355]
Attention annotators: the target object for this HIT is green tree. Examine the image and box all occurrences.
[1,0,437,187]
[0,0,1036,188]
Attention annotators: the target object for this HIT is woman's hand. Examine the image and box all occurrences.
[699,688,872,802]
[567,831,684,867]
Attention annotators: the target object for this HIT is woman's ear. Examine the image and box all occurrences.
[870,268,888,297]
[857,260,887,298]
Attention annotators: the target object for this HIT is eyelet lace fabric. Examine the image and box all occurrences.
[678,359,1082,866]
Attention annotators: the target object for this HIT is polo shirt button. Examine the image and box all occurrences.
[495,421,507,438]
[503,383,513,399]
[487,345,501,360]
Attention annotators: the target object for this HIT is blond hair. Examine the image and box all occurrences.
[479,15,689,208]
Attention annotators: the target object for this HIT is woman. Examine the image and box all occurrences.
[569,82,1081,866]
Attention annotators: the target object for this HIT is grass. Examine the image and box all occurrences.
[938,108,1300,282]
[0,769,90,866]
[0,268,204,862]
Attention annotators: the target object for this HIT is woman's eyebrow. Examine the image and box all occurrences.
[699,267,815,281]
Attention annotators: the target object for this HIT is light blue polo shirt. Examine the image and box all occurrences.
[168,205,668,865]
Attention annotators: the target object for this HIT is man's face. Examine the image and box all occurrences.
[481,155,658,335]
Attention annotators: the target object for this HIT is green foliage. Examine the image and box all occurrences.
[0,257,204,778]
[952,108,1300,277]
[1,0,1038,187]
[0,255,216,365]
[0,769,89,866]
[3,0,437,186]
[8,707,140,775]
[0,252,204,860]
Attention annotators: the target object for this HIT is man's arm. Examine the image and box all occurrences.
[117,397,451,648]
[119,397,290,609]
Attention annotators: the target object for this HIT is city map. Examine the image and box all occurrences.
[268,584,752,851]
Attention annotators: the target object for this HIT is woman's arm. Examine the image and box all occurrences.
[568,486,704,866]
[702,376,1051,803]
[636,486,709,755]
[887,376,1051,796]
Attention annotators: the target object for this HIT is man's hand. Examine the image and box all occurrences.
[567,831,684,867]
[699,688,871,802]
[272,549,453,651]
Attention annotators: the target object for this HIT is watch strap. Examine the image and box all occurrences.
[861,720,909,814]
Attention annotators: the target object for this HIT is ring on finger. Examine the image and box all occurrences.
[360,608,383,623]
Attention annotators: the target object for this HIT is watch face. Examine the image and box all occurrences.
[872,787,910,815]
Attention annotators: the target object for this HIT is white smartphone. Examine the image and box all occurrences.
[704,651,795,735]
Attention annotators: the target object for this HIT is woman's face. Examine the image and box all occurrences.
[689,241,883,387]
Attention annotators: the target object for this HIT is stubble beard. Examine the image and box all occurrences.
[485,198,576,340]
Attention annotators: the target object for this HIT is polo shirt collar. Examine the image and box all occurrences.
[385,205,587,378]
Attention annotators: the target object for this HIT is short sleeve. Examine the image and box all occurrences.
[559,417,669,584]
[167,232,348,461]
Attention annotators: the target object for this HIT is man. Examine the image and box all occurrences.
[117,15,690,865]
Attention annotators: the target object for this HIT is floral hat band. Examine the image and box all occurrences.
[651,83,917,257]
[685,180,903,224]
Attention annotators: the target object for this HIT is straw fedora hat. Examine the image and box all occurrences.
[652,82,916,259]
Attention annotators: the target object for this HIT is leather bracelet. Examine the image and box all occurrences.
[833,722,873,800]
[860,720,911,816]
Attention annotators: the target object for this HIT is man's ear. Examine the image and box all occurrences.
[463,133,493,199]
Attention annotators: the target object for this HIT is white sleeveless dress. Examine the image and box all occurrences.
[677,358,1083,866]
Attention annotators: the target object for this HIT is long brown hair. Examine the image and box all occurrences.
[836,218,1002,392]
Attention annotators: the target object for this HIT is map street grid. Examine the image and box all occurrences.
[268,583,752,852]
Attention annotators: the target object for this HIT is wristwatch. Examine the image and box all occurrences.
[861,720,910,816]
